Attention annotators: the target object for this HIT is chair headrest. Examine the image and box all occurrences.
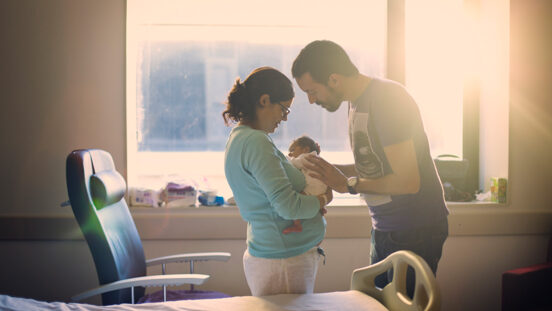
[90,170,126,209]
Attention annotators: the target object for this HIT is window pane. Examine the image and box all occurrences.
[138,42,208,151]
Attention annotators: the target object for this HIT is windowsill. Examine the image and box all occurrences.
[1,201,550,241]
[123,200,510,222]
[127,197,506,212]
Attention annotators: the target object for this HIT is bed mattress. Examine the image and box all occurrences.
[0,290,388,311]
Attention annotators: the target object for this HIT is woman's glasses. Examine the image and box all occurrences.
[276,102,291,117]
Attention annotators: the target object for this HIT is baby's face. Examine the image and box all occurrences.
[288,142,310,158]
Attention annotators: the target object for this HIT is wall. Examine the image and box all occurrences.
[0,1,551,311]
[0,0,127,215]
[509,0,552,209]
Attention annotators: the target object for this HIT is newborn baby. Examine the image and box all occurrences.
[283,135,327,234]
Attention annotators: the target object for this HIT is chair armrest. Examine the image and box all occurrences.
[146,252,231,267]
[71,274,209,302]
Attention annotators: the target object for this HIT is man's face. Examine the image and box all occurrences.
[295,72,343,112]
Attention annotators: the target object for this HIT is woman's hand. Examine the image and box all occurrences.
[324,186,333,205]
[317,186,333,216]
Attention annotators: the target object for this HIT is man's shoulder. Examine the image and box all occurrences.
[367,77,408,95]
[356,77,414,110]
[353,77,395,107]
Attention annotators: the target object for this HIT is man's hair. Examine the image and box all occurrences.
[292,40,359,84]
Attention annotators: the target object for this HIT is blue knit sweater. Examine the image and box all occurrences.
[224,125,326,258]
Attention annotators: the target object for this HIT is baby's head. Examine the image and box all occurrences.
[288,135,320,158]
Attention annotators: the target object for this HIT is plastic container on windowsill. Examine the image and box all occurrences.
[198,190,225,206]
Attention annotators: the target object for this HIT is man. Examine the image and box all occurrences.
[292,40,449,294]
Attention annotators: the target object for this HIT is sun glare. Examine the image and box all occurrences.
[405,0,464,157]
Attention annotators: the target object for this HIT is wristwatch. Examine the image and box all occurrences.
[347,176,359,194]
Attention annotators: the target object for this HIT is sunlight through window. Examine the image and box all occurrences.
[127,0,386,198]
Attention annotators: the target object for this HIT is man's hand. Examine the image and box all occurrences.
[304,154,349,193]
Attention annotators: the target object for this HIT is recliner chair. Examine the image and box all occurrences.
[65,149,231,305]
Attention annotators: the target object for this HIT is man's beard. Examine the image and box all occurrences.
[317,88,344,112]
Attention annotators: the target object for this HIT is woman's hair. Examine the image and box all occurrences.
[293,135,320,155]
[292,40,359,84]
[223,66,294,125]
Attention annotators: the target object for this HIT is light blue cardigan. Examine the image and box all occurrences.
[224,125,326,258]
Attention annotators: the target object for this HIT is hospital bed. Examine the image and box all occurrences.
[0,250,440,311]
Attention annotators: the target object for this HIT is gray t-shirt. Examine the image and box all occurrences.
[349,78,448,231]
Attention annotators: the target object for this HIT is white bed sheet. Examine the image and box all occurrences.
[0,290,388,311]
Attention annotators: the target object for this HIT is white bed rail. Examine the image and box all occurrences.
[350,250,440,311]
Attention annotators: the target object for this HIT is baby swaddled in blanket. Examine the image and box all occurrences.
[283,135,328,234]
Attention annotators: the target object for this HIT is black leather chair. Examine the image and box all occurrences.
[65,149,231,305]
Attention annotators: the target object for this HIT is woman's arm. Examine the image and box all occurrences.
[317,186,333,213]
[244,132,322,219]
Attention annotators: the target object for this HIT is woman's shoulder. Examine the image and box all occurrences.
[243,128,274,147]
[232,125,264,138]
[230,126,266,143]
[230,126,277,156]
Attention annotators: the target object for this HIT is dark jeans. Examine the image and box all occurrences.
[370,217,449,297]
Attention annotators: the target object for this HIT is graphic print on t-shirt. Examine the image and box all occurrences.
[349,109,392,206]
[349,112,383,178]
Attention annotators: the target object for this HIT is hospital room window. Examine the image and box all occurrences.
[126,0,387,198]
[126,0,507,201]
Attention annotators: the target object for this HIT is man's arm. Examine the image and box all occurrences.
[334,164,356,177]
[304,139,420,195]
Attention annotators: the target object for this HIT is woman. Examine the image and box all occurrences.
[223,67,332,296]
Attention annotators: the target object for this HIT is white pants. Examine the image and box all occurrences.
[243,248,322,296]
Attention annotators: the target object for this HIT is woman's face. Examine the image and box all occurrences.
[259,97,292,133]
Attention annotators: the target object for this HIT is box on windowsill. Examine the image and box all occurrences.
[490,177,507,204]
[129,187,160,207]
[161,182,197,208]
